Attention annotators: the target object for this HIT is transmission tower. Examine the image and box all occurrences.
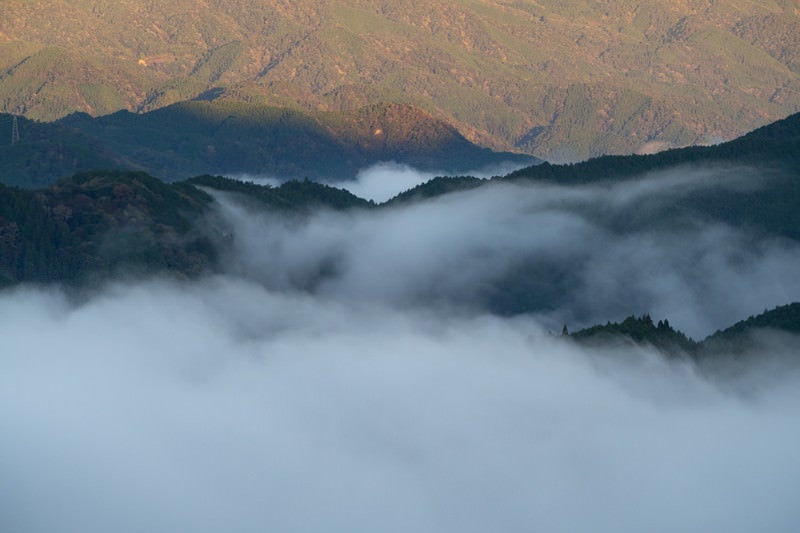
[11,115,20,145]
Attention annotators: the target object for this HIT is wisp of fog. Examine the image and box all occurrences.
[219,166,800,338]
[2,165,800,532]
[342,161,533,202]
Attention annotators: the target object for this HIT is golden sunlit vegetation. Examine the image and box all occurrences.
[1,1,799,160]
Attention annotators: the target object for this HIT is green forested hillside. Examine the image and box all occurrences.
[0,171,214,285]
[570,314,697,354]
[1,1,799,160]
[187,174,373,212]
[0,169,378,285]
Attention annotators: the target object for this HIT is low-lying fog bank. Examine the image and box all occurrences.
[219,165,800,339]
[1,278,799,533]
[3,163,800,532]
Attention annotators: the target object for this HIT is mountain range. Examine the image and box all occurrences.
[1,111,799,349]
[2,0,799,160]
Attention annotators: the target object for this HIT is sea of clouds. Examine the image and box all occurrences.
[2,165,800,532]
[221,165,800,338]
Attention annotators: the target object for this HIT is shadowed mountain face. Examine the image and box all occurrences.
[1,1,800,160]
[0,102,535,187]
[0,171,216,285]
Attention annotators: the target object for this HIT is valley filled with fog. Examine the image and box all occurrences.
[223,164,800,339]
[2,165,800,532]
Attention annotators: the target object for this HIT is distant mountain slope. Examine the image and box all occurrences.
[503,111,800,184]
[0,102,534,186]
[1,1,799,160]
[0,114,127,189]
[391,111,800,240]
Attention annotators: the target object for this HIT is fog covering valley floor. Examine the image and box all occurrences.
[2,117,800,531]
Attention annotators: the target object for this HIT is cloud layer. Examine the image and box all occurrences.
[1,279,799,533]
[218,166,800,338]
[3,165,800,532]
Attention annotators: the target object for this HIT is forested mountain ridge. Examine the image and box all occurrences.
[0,171,215,285]
[390,112,800,239]
[0,169,377,286]
[569,314,697,355]
[0,102,534,187]
[502,111,800,185]
[1,0,800,160]
[699,303,800,355]
[568,306,800,360]
[3,110,799,284]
